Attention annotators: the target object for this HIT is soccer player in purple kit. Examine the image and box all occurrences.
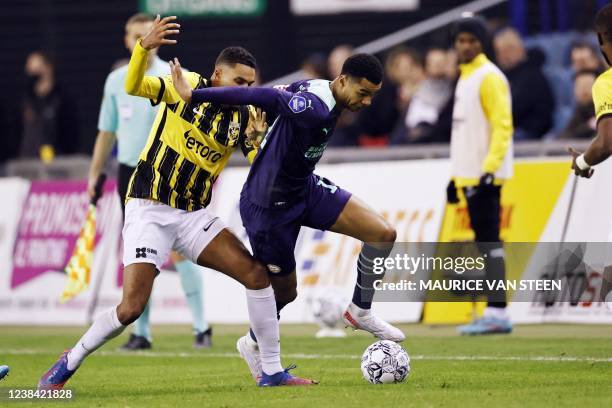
[170,53,405,382]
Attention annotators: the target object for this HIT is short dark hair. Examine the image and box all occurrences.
[595,4,612,42]
[215,47,257,69]
[341,53,383,85]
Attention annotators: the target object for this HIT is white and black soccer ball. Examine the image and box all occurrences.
[361,340,410,384]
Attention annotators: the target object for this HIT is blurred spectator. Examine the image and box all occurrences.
[20,51,79,162]
[301,53,328,80]
[559,70,598,139]
[386,46,426,109]
[494,28,554,140]
[390,47,457,145]
[444,48,460,80]
[570,41,604,72]
[327,45,358,146]
[401,48,454,143]
[328,44,354,79]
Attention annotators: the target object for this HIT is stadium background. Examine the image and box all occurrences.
[0,2,611,406]
[0,0,611,331]
[0,0,606,154]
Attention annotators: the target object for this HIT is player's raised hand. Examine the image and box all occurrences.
[140,15,180,50]
[246,108,268,147]
[567,147,594,178]
[169,58,192,103]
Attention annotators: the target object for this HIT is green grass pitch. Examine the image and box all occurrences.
[0,324,610,407]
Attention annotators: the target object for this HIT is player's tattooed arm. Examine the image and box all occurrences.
[140,15,180,50]
[245,107,268,148]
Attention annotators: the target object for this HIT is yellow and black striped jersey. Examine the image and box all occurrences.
[124,40,257,211]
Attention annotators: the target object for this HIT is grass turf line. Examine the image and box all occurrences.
[0,324,610,407]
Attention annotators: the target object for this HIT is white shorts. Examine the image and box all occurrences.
[122,198,226,270]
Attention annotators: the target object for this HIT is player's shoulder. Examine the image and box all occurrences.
[480,63,509,94]
[289,79,336,114]
[484,61,508,82]
[594,68,612,92]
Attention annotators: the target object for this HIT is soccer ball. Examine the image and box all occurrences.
[361,340,410,384]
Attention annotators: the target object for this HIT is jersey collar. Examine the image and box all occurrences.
[306,79,336,112]
[459,53,489,77]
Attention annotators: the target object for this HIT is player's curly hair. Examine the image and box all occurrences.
[341,53,383,85]
[216,47,257,69]
[595,4,612,43]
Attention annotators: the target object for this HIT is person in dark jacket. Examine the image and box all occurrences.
[494,27,555,140]
[559,70,599,139]
[20,50,80,162]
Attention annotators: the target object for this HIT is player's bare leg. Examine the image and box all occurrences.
[38,264,156,390]
[330,195,405,342]
[197,229,316,386]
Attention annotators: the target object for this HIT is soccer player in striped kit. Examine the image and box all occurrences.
[446,15,514,335]
[87,13,212,350]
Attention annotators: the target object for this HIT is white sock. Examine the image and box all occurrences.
[245,285,283,375]
[483,306,508,320]
[67,307,126,370]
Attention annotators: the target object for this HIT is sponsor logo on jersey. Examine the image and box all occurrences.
[136,247,158,259]
[304,142,328,159]
[183,130,223,163]
[597,101,612,117]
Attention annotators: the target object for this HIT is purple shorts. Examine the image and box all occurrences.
[239,174,351,276]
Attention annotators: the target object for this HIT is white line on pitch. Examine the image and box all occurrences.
[1,349,611,363]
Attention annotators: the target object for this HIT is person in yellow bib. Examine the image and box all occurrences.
[568,4,612,179]
[446,15,514,335]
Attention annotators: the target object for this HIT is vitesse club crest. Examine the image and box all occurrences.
[228,121,241,145]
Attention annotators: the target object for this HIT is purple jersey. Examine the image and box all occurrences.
[191,79,340,208]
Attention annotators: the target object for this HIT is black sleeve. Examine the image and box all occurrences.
[149,77,166,107]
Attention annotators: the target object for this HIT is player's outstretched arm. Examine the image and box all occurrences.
[125,15,180,98]
[171,62,279,114]
[567,118,612,178]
